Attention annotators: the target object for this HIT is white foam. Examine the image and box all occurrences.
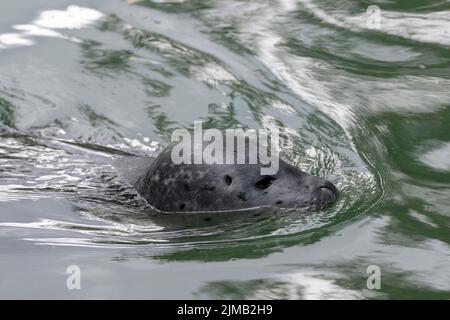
[33,5,104,30]
[13,24,64,38]
[0,6,103,50]
[0,33,34,48]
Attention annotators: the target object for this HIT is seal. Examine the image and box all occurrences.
[127,140,338,213]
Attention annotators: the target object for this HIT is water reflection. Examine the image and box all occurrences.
[0,0,448,298]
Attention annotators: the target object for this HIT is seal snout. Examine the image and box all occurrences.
[317,181,338,202]
[133,139,340,212]
[303,175,338,207]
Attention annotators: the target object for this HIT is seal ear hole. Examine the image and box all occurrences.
[276,200,283,205]
[179,203,186,210]
[224,175,233,185]
[255,176,276,189]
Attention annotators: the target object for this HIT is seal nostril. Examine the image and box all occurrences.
[318,183,338,199]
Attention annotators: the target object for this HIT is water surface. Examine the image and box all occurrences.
[0,0,449,299]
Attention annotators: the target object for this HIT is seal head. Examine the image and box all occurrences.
[134,142,338,212]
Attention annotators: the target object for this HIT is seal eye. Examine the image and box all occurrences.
[224,175,233,185]
[255,176,276,189]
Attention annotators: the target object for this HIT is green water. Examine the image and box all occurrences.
[0,0,449,299]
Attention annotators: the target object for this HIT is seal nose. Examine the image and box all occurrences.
[317,181,338,201]
[303,175,338,200]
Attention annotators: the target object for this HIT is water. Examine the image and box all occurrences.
[0,0,449,299]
